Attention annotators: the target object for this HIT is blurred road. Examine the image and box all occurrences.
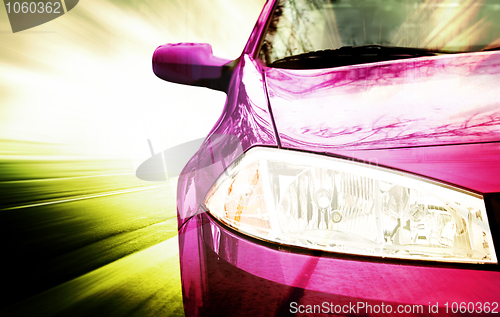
[0,0,267,315]
[0,159,184,316]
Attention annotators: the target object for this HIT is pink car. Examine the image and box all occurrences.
[153,0,500,315]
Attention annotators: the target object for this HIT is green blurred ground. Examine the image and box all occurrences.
[0,156,183,316]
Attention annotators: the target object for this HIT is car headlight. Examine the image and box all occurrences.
[204,147,497,264]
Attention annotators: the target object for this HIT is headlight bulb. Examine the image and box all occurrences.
[313,189,332,210]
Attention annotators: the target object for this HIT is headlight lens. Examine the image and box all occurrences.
[204,148,497,264]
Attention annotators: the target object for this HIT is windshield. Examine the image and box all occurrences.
[259,0,500,66]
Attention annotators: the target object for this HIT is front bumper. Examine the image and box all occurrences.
[178,211,500,316]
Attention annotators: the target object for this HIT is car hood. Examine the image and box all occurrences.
[264,51,500,193]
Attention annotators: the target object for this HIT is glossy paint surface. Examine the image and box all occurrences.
[153,43,232,90]
[174,1,500,315]
[266,51,500,150]
[264,51,500,193]
[334,142,500,194]
[176,55,276,227]
[176,59,500,316]
[180,213,500,316]
[242,0,276,57]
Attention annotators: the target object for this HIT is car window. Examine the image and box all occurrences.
[259,0,500,66]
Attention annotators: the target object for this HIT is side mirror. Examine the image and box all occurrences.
[152,43,235,92]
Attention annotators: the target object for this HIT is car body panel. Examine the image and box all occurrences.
[180,212,500,316]
[176,55,276,228]
[242,0,275,57]
[177,57,500,316]
[266,51,500,152]
[333,142,500,194]
[170,1,500,315]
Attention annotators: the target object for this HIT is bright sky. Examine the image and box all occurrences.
[0,0,265,164]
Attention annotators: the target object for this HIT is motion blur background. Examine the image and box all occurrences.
[0,0,264,316]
